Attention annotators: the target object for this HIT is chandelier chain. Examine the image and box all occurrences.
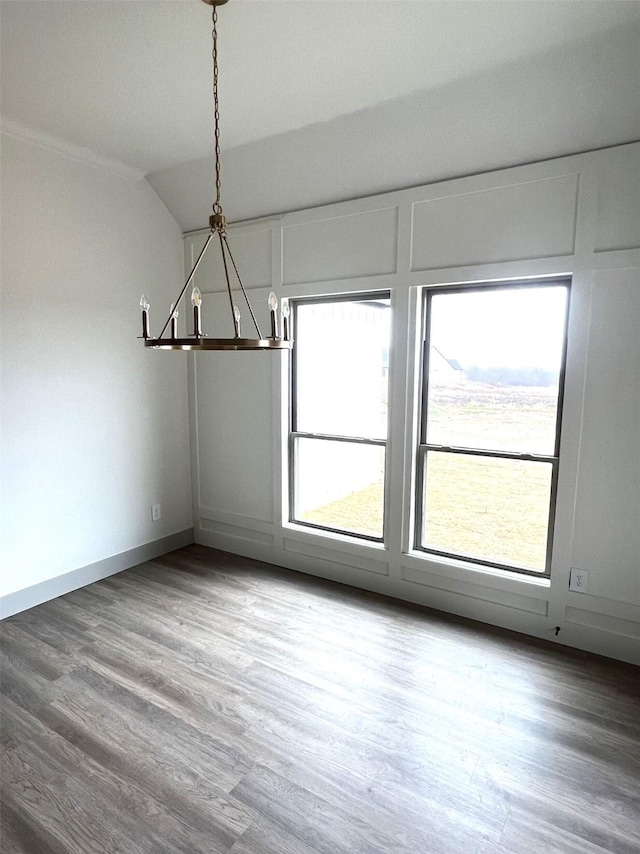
[140,0,291,351]
[212,6,222,215]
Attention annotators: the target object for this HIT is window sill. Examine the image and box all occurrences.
[404,549,551,589]
[283,521,388,553]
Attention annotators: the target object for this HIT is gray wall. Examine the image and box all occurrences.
[0,133,193,612]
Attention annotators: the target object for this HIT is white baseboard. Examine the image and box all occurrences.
[0,529,194,619]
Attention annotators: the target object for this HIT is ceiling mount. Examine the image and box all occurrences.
[139,0,291,352]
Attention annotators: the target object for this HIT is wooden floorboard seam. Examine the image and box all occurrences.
[1,544,639,854]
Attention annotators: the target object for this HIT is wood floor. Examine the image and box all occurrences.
[1,545,639,854]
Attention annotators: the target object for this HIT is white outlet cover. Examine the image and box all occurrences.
[569,567,588,593]
[151,504,161,522]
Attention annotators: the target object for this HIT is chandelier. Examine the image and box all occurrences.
[139,0,291,351]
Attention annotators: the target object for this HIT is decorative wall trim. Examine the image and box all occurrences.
[196,530,275,564]
[199,508,274,534]
[410,174,578,271]
[565,591,640,622]
[0,529,194,619]
[400,551,551,596]
[282,523,388,559]
[0,115,146,182]
[199,517,274,546]
[188,141,640,667]
[400,565,549,616]
[283,206,399,285]
[565,606,640,639]
[284,537,390,577]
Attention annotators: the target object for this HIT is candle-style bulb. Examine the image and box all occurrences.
[268,291,279,338]
[191,288,203,337]
[281,299,290,341]
[233,305,241,337]
[140,294,150,339]
[171,303,179,319]
[170,303,179,339]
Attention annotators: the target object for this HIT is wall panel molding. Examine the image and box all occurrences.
[283,207,398,285]
[400,565,549,616]
[593,148,640,253]
[200,507,273,533]
[188,141,640,666]
[564,592,640,623]
[199,509,274,546]
[284,537,389,577]
[199,518,274,547]
[410,174,578,271]
[565,606,640,639]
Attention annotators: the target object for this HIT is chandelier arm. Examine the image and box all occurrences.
[222,234,263,339]
[157,230,215,339]
[217,231,240,337]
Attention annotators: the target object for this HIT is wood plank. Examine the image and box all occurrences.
[2,733,241,853]
[1,544,639,854]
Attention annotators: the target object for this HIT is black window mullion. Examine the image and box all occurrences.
[553,286,571,458]
[419,295,432,445]
[290,300,300,435]
[414,444,428,551]
[420,443,558,465]
[545,456,561,574]
[292,430,386,448]
[418,543,556,578]
[288,431,296,526]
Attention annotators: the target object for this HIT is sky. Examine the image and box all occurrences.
[430,285,568,371]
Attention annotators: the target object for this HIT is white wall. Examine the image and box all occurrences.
[186,142,640,665]
[0,132,193,611]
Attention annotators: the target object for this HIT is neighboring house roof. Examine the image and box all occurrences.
[431,345,463,373]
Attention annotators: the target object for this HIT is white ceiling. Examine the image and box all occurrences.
[2,0,640,176]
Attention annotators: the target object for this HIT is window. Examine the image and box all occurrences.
[416,281,569,575]
[290,294,391,541]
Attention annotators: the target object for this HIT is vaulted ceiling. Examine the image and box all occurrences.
[2,1,639,228]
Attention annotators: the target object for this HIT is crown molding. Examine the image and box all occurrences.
[0,116,147,182]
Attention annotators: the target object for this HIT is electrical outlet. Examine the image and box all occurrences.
[151,504,161,522]
[569,567,588,593]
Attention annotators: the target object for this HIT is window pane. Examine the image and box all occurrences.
[426,287,567,455]
[294,438,385,539]
[421,451,553,571]
[295,298,390,439]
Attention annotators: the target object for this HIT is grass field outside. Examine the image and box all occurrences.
[301,381,558,568]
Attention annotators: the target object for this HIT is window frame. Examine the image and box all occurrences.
[289,291,392,544]
[414,278,570,578]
